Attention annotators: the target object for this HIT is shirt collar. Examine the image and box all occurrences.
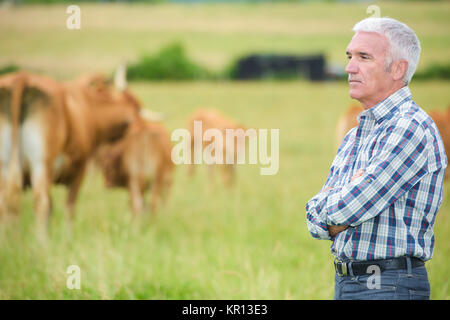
[367,86,412,123]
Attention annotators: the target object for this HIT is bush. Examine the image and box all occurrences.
[221,57,240,80]
[0,64,20,76]
[414,63,450,80]
[127,43,212,81]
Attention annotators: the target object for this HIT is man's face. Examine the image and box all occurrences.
[345,31,394,108]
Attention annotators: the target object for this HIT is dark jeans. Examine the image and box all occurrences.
[334,261,430,300]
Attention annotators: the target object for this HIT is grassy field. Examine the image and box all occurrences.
[0,1,449,78]
[0,2,449,300]
[0,80,448,300]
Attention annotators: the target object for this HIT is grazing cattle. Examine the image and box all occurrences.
[187,109,248,187]
[428,107,450,179]
[95,117,174,216]
[0,69,140,230]
[335,104,363,149]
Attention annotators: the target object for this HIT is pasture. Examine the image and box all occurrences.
[0,2,449,299]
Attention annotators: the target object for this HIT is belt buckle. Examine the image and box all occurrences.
[334,258,347,277]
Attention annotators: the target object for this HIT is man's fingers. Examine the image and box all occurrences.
[328,225,348,237]
[351,168,365,182]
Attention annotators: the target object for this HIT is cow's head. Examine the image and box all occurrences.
[81,66,142,144]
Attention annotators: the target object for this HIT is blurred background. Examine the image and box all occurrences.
[0,0,449,299]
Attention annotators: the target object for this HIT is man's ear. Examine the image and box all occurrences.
[391,59,409,82]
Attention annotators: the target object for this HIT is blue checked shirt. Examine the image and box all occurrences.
[306,86,447,262]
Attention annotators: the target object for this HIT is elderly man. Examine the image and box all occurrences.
[306,17,447,300]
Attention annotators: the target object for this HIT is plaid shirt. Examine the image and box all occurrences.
[306,86,447,262]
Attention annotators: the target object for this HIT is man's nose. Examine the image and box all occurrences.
[345,58,358,74]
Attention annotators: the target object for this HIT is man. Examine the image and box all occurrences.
[305,17,447,300]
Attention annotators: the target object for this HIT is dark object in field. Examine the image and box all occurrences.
[233,54,326,81]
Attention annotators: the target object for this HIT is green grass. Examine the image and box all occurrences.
[0,80,449,299]
[0,2,449,78]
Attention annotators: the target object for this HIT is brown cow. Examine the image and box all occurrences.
[335,104,363,149]
[0,70,140,231]
[95,117,174,217]
[187,109,249,187]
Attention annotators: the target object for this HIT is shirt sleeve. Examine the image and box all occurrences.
[325,118,429,227]
[306,189,332,240]
[305,156,343,240]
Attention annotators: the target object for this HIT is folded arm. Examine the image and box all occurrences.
[306,118,429,238]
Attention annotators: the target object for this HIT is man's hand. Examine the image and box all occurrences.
[323,169,364,238]
[321,169,365,193]
[351,168,365,182]
[328,225,348,237]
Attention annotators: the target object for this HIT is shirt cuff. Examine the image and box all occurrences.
[306,190,332,240]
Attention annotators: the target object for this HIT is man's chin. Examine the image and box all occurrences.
[349,89,361,100]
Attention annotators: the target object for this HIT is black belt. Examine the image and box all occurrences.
[334,256,425,277]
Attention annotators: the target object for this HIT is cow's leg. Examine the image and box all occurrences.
[30,162,51,234]
[187,136,196,177]
[3,125,22,218]
[0,123,21,231]
[128,176,143,217]
[160,171,173,206]
[0,149,8,222]
[187,163,196,178]
[0,93,11,221]
[0,121,11,220]
[0,184,5,223]
[150,172,166,214]
[65,163,87,221]
[0,167,7,224]
[4,76,26,219]
[21,118,50,235]
[222,164,235,187]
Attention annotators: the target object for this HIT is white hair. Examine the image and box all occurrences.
[352,17,421,84]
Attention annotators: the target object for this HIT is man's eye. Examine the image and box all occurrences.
[347,56,351,60]
[361,55,369,60]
